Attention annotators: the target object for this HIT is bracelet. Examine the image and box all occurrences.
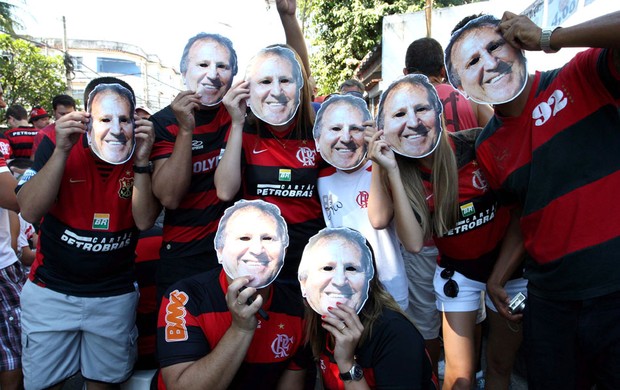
[540,26,561,54]
[133,161,153,174]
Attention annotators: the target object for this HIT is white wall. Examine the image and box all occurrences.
[381,0,619,92]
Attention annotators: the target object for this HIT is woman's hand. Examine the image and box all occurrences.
[322,302,364,371]
[366,129,397,171]
[222,80,250,126]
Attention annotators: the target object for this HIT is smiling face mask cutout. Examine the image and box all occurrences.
[445,15,527,105]
[377,74,443,159]
[314,94,370,170]
[246,46,303,126]
[299,227,374,318]
[87,83,136,165]
[215,199,289,289]
[180,33,238,107]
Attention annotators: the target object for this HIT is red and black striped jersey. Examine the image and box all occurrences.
[23,134,139,297]
[240,121,325,280]
[5,126,38,159]
[422,130,511,282]
[157,269,309,389]
[476,48,620,300]
[150,104,233,266]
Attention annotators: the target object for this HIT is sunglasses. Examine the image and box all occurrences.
[440,268,459,298]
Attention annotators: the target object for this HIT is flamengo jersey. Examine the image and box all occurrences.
[240,121,325,280]
[23,134,139,297]
[0,133,13,160]
[318,308,436,390]
[435,83,478,133]
[5,126,38,159]
[317,161,408,309]
[476,48,620,300]
[157,269,308,389]
[422,129,511,282]
[150,104,233,263]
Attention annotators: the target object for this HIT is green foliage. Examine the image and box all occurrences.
[0,35,67,114]
[300,0,480,95]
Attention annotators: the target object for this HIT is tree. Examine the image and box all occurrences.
[0,1,20,36]
[0,34,66,113]
[300,0,480,94]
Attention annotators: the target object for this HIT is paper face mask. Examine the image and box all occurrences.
[314,94,370,170]
[377,74,443,159]
[215,199,289,289]
[445,15,527,105]
[87,83,136,165]
[299,227,374,317]
[181,33,237,107]
[246,46,303,126]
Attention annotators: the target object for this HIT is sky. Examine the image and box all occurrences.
[10,0,288,72]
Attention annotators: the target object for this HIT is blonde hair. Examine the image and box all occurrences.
[391,127,459,239]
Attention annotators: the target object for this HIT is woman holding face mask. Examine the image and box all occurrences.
[368,74,526,390]
[299,227,436,390]
[215,0,324,286]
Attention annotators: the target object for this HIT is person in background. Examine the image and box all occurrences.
[31,94,77,159]
[28,106,50,130]
[338,79,365,99]
[4,104,37,160]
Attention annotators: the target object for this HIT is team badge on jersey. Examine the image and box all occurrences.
[271,334,294,358]
[92,213,110,230]
[118,176,134,199]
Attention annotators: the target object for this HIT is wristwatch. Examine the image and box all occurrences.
[133,161,153,174]
[540,26,561,54]
[339,363,364,382]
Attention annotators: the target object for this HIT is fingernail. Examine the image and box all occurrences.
[328,306,333,311]
[336,302,342,306]
[321,315,326,319]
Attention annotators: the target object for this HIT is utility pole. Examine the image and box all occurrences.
[62,16,72,95]
[425,0,432,37]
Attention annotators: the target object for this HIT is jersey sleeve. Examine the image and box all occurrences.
[150,113,178,161]
[157,285,212,368]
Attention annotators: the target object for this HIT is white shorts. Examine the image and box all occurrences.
[485,277,528,312]
[434,266,527,314]
[403,245,441,340]
[21,280,138,389]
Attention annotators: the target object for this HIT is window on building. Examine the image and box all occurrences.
[97,57,141,76]
[72,56,84,70]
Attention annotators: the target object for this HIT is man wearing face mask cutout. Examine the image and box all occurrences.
[15,76,159,389]
[150,0,313,302]
[457,11,620,390]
